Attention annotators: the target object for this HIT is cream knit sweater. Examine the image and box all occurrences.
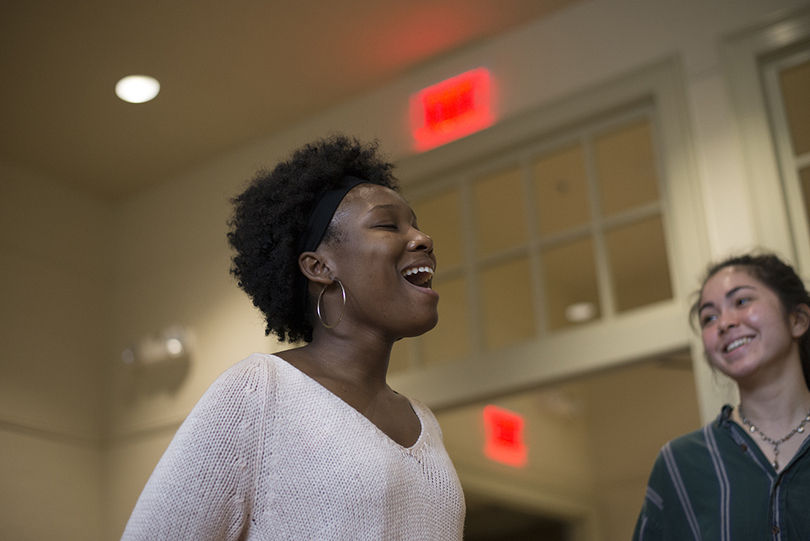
[121,353,466,540]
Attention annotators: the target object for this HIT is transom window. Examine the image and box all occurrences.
[391,106,674,371]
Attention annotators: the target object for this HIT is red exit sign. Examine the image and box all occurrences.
[483,405,527,468]
[410,68,494,151]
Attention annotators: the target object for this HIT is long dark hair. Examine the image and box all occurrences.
[690,253,810,391]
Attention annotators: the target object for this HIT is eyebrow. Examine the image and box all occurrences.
[367,203,417,221]
[698,285,757,314]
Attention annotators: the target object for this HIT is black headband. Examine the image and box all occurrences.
[298,176,371,311]
[298,176,371,254]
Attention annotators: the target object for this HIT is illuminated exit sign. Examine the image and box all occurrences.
[410,68,494,151]
[483,405,527,468]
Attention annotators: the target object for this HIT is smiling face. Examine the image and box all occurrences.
[318,184,439,340]
[698,266,805,384]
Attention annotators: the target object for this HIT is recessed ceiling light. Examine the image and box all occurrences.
[115,75,160,103]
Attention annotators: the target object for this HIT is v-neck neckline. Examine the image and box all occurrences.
[269,354,426,451]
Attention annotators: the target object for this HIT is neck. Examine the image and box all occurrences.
[295,328,395,391]
[737,373,810,430]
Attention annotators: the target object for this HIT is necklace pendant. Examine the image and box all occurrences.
[772,460,779,470]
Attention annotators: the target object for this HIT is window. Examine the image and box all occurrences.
[723,8,810,273]
[388,60,704,417]
[393,108,674,368]
[763,47,810,267]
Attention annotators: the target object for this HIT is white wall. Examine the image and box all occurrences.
[103,0,809,536]
[2,0,808,538]
[0,161,113,540]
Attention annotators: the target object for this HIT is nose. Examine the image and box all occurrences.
[408,228,434,254]
[717,311,737,334]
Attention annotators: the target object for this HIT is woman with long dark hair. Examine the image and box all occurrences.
[633,252,810,539]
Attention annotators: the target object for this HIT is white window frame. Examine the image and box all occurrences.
[762,47,810,271]
[722,6,810,273]
[390,58,708,413]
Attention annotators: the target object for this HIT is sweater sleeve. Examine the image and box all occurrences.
[121,355,272,541]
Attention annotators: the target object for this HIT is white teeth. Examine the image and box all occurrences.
[726,337,752,353]
[401,266,434,287]
[401,266,434,277]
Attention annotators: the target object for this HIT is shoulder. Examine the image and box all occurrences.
[648,424,717,479]
[181,353,284,432]
[664,425,711,457]
[215,351,281,382]
[644,417,735,500]
[659,407,733,464]
[203,353,281,398]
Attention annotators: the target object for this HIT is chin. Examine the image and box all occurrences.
[402,313,439,338]
[711,360,760,383]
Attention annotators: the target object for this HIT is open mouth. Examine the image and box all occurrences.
[401,266,434,288]
[725,337,752,353]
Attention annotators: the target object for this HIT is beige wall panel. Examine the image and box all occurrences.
[438,391,596,501]
[0,429,103,541]
[0,252,107,438]
[580,362,701,540]
[0,162,110,540]
[389,337,413,373]
[0,0,799,536]
[0,161,114,276]
[108,169,277,436]
[0,160,111,439]
[596,480,648,541]
[104,427,179,539]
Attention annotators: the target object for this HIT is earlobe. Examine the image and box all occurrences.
[298,251,334,286]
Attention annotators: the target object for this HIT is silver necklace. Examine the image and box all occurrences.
[738,404,810,470]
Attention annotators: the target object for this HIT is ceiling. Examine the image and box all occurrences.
[1,0,580,200]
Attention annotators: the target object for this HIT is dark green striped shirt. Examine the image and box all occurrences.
[633,405,810,541]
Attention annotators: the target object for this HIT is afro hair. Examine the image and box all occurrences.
[227,134,399,344]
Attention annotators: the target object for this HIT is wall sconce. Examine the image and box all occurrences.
[122,325,192,366]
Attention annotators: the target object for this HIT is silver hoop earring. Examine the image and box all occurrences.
[317,279,346,329]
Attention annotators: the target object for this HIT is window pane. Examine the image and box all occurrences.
[473,166,527,255]
[541,238,600,330]
[532,144,591,235]
[412,188,464,268]
[779,59,810,156]
[595,119,660,216]
[423,275,470,365]
[605,215,672,312]
[481,256,535,349]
